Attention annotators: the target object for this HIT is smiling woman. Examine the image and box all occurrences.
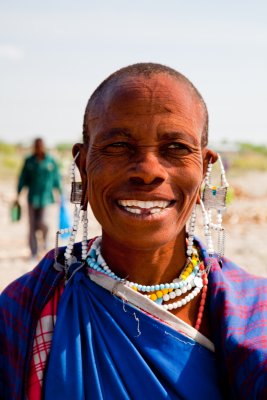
[76,71,212,256]
[1,63,266,400]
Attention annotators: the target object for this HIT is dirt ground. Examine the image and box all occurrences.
[1,171,267,292]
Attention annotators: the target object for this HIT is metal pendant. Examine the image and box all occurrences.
[70,182,83,204]
[202,186,227,211]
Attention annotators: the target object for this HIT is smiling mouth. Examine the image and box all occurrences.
[117,199,174,215]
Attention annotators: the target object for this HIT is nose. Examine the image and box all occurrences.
[128,147,168,185]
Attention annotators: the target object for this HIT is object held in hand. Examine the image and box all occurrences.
[11,201,21,222]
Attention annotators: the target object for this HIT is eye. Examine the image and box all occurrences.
[161,142,191,157]
[103,142,134,155]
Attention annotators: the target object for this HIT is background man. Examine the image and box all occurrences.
[17,138,62,258]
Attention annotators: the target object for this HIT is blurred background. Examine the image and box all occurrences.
[1,0,267,290]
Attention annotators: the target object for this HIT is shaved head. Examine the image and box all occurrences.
[82,63,209,147]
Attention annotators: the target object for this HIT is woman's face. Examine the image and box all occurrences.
[83,73,210,250]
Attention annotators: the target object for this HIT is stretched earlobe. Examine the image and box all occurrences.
[202,148,218,178]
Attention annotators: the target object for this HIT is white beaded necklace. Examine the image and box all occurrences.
[86,237,207,312]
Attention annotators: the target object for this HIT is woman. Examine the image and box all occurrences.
[1,63,266,399]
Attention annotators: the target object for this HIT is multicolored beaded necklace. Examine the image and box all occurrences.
[86,236,208,331]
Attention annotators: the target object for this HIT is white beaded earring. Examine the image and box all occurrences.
[54,152,88,274]
[187,205,197,257]
[81,209,88,260]
[201,154,229,258]
[64,203,81,267]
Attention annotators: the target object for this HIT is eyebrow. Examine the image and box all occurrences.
[99,128,132,141]
[159,132,199,146]
[98,128,199,146]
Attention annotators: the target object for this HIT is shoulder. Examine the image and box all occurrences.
[0,241,84,311]
[211,256,266,300]
[23,154,35,165]
[0,250,63,398]
[196,237,266,295]
[208,257,267,398]
[0,249,64,319]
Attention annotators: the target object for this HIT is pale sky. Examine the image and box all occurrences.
[1,0,267,146]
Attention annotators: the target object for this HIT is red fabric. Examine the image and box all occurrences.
[26,239,97,399]
[27,282,64,399]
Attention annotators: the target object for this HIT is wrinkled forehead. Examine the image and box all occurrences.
[86,73,205,139]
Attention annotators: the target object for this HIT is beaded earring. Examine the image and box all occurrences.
[187,205,197,257]
[70,153,83,204]
[54,152,88,274]
[201,154,229,257]
[81,209,88,261]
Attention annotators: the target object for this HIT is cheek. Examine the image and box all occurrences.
[86,153,122,209]
[172,155,204,193]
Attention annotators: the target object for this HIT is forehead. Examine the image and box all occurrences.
[87,73,205,136]
[35,139,44,146]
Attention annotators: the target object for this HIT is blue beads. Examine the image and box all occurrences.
[86,243,202,297]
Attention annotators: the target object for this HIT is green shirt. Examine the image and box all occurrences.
[18,154,62,208]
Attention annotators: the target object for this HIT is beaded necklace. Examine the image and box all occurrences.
[86,236,208,331]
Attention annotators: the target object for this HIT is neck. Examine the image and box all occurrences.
[100,231,187,286]
[35,152,45,160]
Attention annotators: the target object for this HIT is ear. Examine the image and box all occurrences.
[196,148,218,204]
[202,147,218,177]
[72,143,88,210]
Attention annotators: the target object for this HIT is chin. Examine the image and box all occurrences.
[103,225,185,251]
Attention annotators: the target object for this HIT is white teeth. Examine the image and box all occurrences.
[118,200,170,209]
[125,207,141,214]
[150,208,162,214]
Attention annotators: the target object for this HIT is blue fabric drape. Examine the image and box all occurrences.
[44,270,223,399]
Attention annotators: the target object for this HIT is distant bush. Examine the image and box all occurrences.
[232,153,267,171]
[0,141,16,155]
[56,143,73,152]
[238,142,267,155]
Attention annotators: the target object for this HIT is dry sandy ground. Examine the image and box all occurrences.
[1,171,267,292]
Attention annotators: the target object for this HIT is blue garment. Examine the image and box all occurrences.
[44,269,223,399]
[1,240,267,399]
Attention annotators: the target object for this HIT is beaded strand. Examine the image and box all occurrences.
[86,237,208,330]
[195,269,208,330]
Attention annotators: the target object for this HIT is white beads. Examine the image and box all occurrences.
[59,228,72,235]
[86,236,205,312]
[163,286,201,310]
[70,152,79,183]
[169,291,176,300]
[64,204,81,260]
[187,205,196,256]
[81,209,88,260]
